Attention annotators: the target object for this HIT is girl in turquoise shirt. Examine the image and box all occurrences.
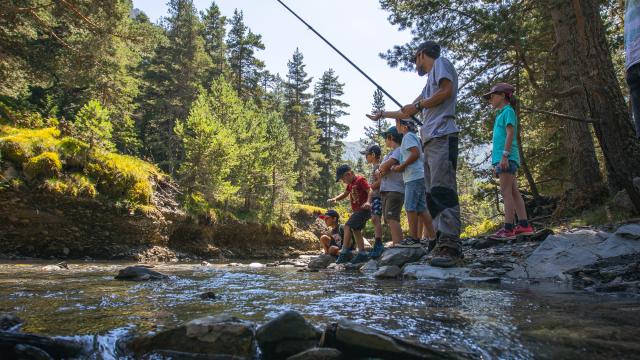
[483,83,533,239]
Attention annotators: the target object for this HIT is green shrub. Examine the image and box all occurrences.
[23,152,62,179]
[42,178,68,195]
[86,151,158,205]
[67,173,97,198]
[58,137,89,168]
[0,127,60,164]
[184,192,210,217]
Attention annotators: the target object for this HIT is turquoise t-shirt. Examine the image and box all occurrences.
[491,105,520,166]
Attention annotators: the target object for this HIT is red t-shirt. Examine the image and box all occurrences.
[346,176,370,211]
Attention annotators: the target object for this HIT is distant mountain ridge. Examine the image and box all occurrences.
[342,140,364,162]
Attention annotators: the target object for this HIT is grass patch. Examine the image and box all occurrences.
[0,127,60,164]
[568,205,632,227]
[23,152,62,179]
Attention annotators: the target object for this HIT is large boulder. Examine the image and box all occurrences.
[114,265,168,281]
[320,320,463,360]
[286,347,342,360]
[256,311,321,360]
[0,331,85,359]
[129,314,256,358]
[378,247,426,267]
[308,255,336,270]
[507,227,640,280]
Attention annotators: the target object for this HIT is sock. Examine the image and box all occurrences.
[518,219,529,227]
[374,237,382,246]
[504,223,514,231]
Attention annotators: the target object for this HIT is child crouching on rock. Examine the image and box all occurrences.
[318,209,353,256]
[328,164,372,264]
[483,83,534,239]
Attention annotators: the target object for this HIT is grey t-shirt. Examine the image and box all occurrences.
[626,0,640,69]
[420,56,459,142]
[370,164,381,198]
[380,148,404,193]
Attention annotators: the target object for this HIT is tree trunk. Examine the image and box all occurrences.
[546,0,640,214]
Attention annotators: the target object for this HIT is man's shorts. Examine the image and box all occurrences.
[495,160,519,175]
[404,178,427,213]
[371,197,382,216]
[381,191,404,222]
[346,209,371,231]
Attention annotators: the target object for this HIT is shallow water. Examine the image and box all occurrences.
[0,261,639,359]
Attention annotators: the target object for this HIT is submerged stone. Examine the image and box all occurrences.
[114,266,168,281]
[256,310,321,360]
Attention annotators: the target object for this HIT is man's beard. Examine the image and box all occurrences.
[417,67,426,76]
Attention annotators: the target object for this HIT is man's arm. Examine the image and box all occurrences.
[401,79,453,115]
[366,93,422,121]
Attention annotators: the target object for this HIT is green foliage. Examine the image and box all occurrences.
[42,174,97,199]
[362,89,389,148]
[183,192,210,217]
[0,127,60,164]
[58,137,90,168]
[86,151,158,205]
[226,9,266,101]
[73,100,113,150]
[23,152,62,180]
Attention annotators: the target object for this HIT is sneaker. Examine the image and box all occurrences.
[398,237,421,248]
[335,251,353,264]
[490,227,516,240]
[420,238,436,253]
[368,242,385,259]
[429,240,463,268]
[350,252,369,264]
[514,224,534,236]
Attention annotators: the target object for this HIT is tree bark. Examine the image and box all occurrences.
[546,0,640,214]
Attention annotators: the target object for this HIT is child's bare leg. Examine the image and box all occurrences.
[353,230,365,252]
[328,246,340,256]
[511,177,528,221]
[499,173,516,224]
[418,211,436,239]
[342,224,353,251]
[319,235,331,254]
[406,211,419,239]
[372,215,382,239]
[389,220,403,245]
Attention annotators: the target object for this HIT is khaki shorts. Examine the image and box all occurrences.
[381,191,404,222]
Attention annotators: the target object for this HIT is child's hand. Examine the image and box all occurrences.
[499,157,508,171]
[361,202,371,210]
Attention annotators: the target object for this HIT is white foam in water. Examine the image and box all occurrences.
[57,326,134,360]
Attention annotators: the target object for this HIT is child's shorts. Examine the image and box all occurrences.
[371,197,382,216]
[495,160,519,175]
[381,191,404,222]
[404,178,427,213]
[346,209,371,231]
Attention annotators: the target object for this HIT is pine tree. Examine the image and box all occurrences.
[313,69,350,202]
[201,1,227,81]
[362,88,389,148]
[282,49,321,202]
[139,0,212,174]
[226,10,266,101]
[74,100,114,151]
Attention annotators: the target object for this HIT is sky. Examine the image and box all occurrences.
[131,0,421,141]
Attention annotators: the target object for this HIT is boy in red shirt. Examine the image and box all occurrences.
[328,164,372,264]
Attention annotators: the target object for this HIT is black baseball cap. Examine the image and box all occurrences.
[319,209,340,220]
[360,144,381,157]
[415,40,441,59]
[335,164,351,182]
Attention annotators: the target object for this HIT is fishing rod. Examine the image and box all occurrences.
[274,0,422,126]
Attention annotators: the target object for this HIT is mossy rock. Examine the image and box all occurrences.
[0,127,60,165]
[58,137,89,168]
[42,174,97,199]
[86,151,159,205]
[23,152,62,179]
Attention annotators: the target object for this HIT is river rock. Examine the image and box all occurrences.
[0,331,85,359]
[114,265,168,281]
[615,224,640,239]
[286,347,342,360]
[256,310,321,360]
[249,262,265,268]
[130,314,256,358]
[374,265,402,279]
[507,227,640,279]
[402,264,500,283]
[144,350,249,359]
[320,320,461,360]
[378,247,426,267]
[307,255,335,270]
[359,259,378,272]
[199,291,217,300]
[0,314,22,331]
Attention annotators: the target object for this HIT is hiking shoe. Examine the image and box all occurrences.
[335,251,353,264]
[429,240,463,268]
[350,252,369,264]
[490,227,516,240]
[369,242,385,259]
[514,224,534,236]
[398,237,421,247]
[421,238,436,253]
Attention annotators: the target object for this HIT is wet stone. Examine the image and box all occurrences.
[114,266,168,281]
[286,347,342,360]
[256,310,321,360]
[374,265,402,279]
